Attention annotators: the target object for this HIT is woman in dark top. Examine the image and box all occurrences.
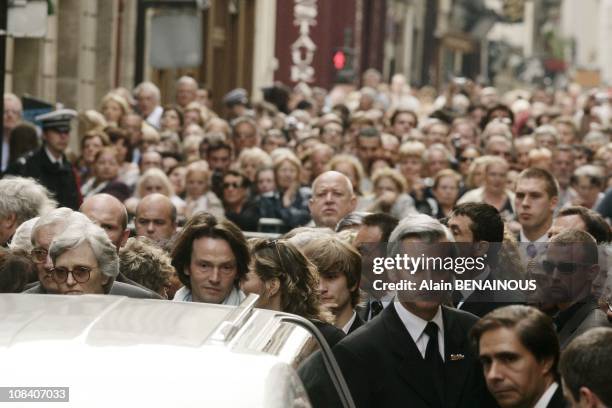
[241,238,344,348]
[80,146,130,202]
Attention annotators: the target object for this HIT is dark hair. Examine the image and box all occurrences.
[517,167,559,198]
[162,104,184,128]
[223,169,250,189]
[302,236,362,307]
[471,305,560,381]
[390,109,418,128]
[560,327,612,406]
[481,103,515,128]
[206,140,233,156]
[451,203,504,243]
[171,212,249,289]
[105,126,134,163]
[250,238,330,322]
[0,249,36,293]
[361,213,399,242]
[9,123,39,164]
[557,206,611,243]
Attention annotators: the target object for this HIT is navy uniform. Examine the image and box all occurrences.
[5,109,81,209]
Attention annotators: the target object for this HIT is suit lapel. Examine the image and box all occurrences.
[442,307,471,408]
[558,299,598,348]
[382,304,443,407]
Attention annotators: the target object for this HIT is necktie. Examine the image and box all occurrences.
[370,300,383,319]
[526,243,538,274]
[424,321,445,405]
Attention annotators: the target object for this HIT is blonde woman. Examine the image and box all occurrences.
[238,147,272,183]
[183,160,224,219]
[125,168,186,216]
[100,93,130,126]
[357,167,416,219]
[327,154,365,196]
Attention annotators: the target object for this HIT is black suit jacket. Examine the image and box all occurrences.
[347,313,364,334]
[556,297,611,349]
[333,303,497,408]
[456,276,526,318]
[5,147,81,209]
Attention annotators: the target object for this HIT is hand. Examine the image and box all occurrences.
[377,190,398,208]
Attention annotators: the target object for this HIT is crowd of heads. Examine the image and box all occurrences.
[2,71,612,408]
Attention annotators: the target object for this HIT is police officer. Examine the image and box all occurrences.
[5,109,81,209]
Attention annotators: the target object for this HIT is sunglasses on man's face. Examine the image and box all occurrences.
[223,182,243,189]
[542,260,590,275]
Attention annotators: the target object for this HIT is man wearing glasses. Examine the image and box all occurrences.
[222,170,259,232]
[541,229,609,348]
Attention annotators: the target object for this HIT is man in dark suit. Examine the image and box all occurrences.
[302,236,364,334]
[5,109,81,209]
[560,327,612,408]
[472,305,567,408]
[541,229,610,349]
[448,203,524,317]
[352,213,398,322]
[333,214,496,408]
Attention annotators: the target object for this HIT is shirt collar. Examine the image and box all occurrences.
[533,382,558,408]
[520,229,548,243]
[459,266,491,301]
[393,301,444,344]
[44,146,63,165]
[341,311,357,334]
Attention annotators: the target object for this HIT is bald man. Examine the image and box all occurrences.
[308,171,357,229]
[135,193,177,243]
[175,76,198,108]
[80,193,163,299]
[80,194,130,250]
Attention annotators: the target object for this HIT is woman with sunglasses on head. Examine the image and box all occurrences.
[241,238,345,347]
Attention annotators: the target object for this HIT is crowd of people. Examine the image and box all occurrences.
[1,70,612,407]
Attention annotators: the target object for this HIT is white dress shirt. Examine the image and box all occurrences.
[341,311,357,334]
[44,146,63,166]
[533,382,558,408]
[393,302,445,360]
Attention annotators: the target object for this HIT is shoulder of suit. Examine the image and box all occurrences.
[442,305,480,326]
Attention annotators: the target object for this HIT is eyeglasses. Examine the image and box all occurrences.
[459,156,475,163]
[542,260,590,275]
[51,266,93,284]
[223,182,242,189]
[31,248,49,264]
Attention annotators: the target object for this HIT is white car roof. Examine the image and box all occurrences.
[0,294,313,407]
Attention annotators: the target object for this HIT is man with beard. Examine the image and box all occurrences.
[333,214,496,407]
[541,229,609,348]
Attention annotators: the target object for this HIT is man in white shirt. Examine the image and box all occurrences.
[333,214,496,408]
[171,212,247,305]
[515,168,559,277]
[133,81,163,129]
[472,305,567,408]
[516,167,559,244]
